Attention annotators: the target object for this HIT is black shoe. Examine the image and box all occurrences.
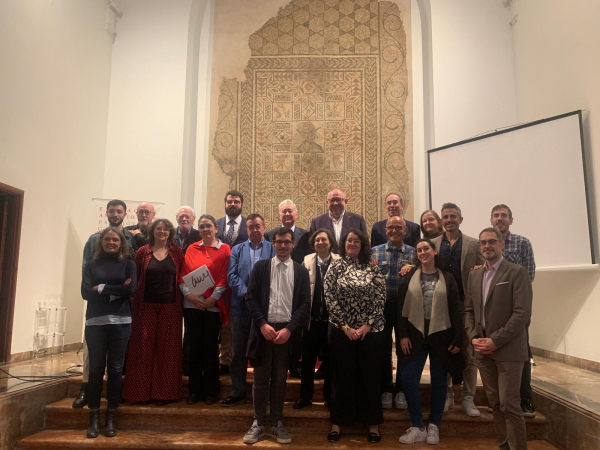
[327,431,341,442]
[220,395,245,407]
[368,432,381,443]
[105,409,117,437]
[289,367,302,379]
[73,383,89,409]
[314,369,325,380]
[86,409,100,439]
[521,401,536,418]
[293,398,312,409]
[187,394,203,405]
[218,364,230,375]
[205,396,218,405]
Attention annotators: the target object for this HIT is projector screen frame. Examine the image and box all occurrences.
[426,109,595,265]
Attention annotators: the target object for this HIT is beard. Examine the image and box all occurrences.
[225,205,241,218]
[108,216,124,227]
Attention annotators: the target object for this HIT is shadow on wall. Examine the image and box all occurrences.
[60,220,85,348]
[530,270,599,354]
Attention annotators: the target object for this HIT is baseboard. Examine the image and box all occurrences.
[531,346,600,374]
[7,342,82,364]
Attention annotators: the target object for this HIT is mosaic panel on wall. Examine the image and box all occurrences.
[211,0,410,231]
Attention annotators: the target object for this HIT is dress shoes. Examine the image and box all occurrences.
[293,398,312,409]
[105,410,118,437]
[86,409,100,439]
[218,364,230,375]
[327,431,341,442]
[186,394,204,405]
[314,368,325,379]
[220,395,245,407]
[368,432,381,443]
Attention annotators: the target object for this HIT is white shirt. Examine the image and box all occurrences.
[226,215,243,244]
[329,210,345,244]
[268,256,294,323]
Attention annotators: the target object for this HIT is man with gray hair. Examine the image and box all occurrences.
[265,200,309,264]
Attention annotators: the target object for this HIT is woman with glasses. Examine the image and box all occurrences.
[324,229,386,444]
[179,214,231,405]
[397,238,464,445]
[122,219,185,406]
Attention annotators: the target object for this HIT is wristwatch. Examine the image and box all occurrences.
[342,325,350,333]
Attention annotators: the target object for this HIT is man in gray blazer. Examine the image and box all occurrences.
[432,202,484,416]
[265,200,310,264]
[465,227,532,450]
[309,188,368,253]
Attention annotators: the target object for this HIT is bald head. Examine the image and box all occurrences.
[385,215,406,247]
[326,189,348,219]
[136,202,156,229]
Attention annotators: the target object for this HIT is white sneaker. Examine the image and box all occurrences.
[394,391,408,409]
[461,397,481,417]
[399,427,427,444]
[381,392,393,409]
[243,420,265,444]
[270,420,292,444]
[426,424,440,444]
[443,395,454,412]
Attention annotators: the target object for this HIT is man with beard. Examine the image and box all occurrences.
[370,193,421,248]
[125,202,156,248]
[215,191,248,375]
[490,204,536,418]
[72,199,139,408]
[431,202,484,417]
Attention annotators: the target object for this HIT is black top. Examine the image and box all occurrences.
[144,255,176,303]
[81,252,137,320]
[439,233,464,299]
[370,218,421,248]
[311,258,330,322]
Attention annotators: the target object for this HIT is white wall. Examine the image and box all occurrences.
[0,0,113,354]
[103,0,193,220]
[511,0,600,363]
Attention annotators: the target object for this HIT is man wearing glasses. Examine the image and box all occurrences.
[371,193,421,248]
[309,188,368,253]
[243,227,311,444]
[465,228,532,450]
[125,202,156,248]
[372,216,416,410]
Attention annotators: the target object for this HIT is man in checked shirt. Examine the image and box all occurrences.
[490,204,536,418]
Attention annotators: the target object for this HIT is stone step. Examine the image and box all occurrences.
[16,429,559,450]
[67,376,490,405]
[44,398,548,439]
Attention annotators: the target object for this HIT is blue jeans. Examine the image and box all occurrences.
[400,344,447,427]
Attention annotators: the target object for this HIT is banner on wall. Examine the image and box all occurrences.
[92,198,165,233]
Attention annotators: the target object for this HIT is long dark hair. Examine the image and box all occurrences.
[413,238,445,271]
[94,227,130,261]
[339,228,371,265]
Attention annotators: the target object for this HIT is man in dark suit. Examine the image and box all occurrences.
[370,193,420,248]
[309,188,368,253]
[216,189,248,248]
[174,206,201,254]
[465,227,532,450]
[215,190,248,375]
[265,200,309,264]
[243,227,311,444]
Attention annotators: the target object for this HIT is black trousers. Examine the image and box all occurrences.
[382,301,402,393]
[183,309,221,397]
[300,320,330,402]
[329,324,385,426]
[85,323,131,410]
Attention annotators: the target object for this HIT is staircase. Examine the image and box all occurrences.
[15,375,556,449]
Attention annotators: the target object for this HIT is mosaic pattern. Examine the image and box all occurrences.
[211,0,410,231]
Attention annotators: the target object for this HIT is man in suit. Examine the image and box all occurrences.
[125,201,155,248]
[432,202,484,417]
[265,199,310,264]
[371,193,420,248]
[222,214,275,407]
[465,227,532,450]
[174,206,201,255]
[216,190,248,375]
[491,204,536,418]
[309,188,368,253]
[243,227,311,444]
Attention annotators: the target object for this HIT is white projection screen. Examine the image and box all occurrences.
[428,111,595,271]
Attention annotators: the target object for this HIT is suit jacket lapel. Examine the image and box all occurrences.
[470,266,484,329]
[485,260,509,305]
[341,213,350,242]
[460,234,469,271]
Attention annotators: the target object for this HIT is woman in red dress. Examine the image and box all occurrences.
[180,214,231,405]
[122,219,185,405]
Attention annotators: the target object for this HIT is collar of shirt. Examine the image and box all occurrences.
[386,241,406,253]
[176,226,194,238]
[272,256,293,268]
[317,254,331,265]
[200,239,222,249]
[228,215,242,226]
[484,256,504,272]
[442,230,462,243]
[328,210,345,223]
[505,232,513,243]
[249,239,264,250]
[277,224,296,232]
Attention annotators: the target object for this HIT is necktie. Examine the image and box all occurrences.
[225,220,235,245]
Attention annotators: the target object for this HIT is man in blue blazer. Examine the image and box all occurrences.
[370,193,420,248]
[222,213,275,407]
[309,188,368,253]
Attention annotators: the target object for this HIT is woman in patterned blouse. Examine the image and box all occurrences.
[324,228,386,444]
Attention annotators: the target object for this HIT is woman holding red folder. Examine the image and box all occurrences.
[122,219,185,405]
[179,214,231,405]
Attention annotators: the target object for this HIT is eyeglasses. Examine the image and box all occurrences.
[273,240,293,246]
[479,239,500,246]
[385,226,405,231]
[346,239,361,245]
[327,198,345,204]
[137,209,152,215]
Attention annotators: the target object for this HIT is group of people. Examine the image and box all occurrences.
[77,189,535,450]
